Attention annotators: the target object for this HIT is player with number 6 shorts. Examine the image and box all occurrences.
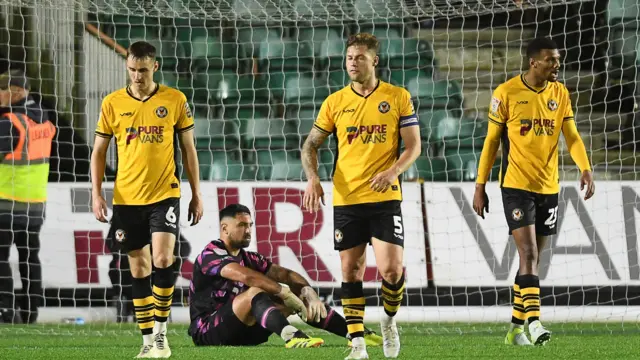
[473,37,595,347]
[301,33,421,360]
[90,41,203,358]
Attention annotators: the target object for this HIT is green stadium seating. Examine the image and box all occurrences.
[284,74,331,105]
[319,40,346,70]
[327,70,349,91]
[287,106,320,137]
[406,77,463,109]
[380,38,435,70]
[240,117,298,150]
[196,150,255,181]
[297,27,344,55]
[259,41,314,72]
[318,148,335,180]
[193,115,241,151]
[439,116,487,150]
[191,36,240,71]
[155,72,178,88]
[406,157,448,181]
[417,109,453,143]
[355,23,404,39]
[236,27,282,56]
[445,149,479,182]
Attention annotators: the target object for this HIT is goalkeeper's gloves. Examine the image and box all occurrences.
[277,286,308,322]
[300,286,327,323]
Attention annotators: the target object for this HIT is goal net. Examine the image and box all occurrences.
[0,0,638,332]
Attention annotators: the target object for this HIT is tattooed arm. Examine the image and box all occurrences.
[302,128,330,212]
[301,128,330,181]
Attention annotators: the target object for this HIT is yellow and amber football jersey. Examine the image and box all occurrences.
[314,80,418,206]
[95,84,194,205]
[488,74,574,194]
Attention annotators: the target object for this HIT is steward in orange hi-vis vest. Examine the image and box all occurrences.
[0,69,55,324]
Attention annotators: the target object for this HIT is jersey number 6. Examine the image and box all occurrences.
[166,206,177,224]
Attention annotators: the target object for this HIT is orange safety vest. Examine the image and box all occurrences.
[0,112,56,203]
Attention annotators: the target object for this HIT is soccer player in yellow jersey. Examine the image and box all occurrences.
[90,41,203,358]
[301,33,421,360]
[473,38,595,346]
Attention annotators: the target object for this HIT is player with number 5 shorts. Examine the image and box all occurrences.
[90,41,203,358]
[301,33,421,360]
[473,37,595,347]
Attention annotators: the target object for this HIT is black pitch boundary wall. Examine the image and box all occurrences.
[37,286,640,307]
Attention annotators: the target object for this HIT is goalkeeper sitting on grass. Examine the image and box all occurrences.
[188,204,383,348]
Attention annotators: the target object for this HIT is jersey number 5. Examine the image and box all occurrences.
[393,215,403,234]
[544,206,559,228]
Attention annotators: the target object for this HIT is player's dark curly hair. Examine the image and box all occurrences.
[219,204,251,221]
[526,37,558,59]
[346,33,379,54]
[127,41,156,60]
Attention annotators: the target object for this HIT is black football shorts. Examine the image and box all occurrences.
[189,301,273,346]
[333,200,404,251]
[501,187,559,236]
[110,197,180,252]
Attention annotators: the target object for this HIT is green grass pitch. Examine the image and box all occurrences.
[0,323,636,359]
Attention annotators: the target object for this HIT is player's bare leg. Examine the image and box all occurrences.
[372,238,403,358]
[340,244,369,359]
[234,287,324,348]
[150,232,177,358]
[128,246,155,358]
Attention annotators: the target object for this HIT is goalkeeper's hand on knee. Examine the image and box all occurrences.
[300,286,327,323]
[277,286,308,322]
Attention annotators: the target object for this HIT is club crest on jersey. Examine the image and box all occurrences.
[512,208,524,221]
[115,229,126,243]
[547,99,558,111]
[334,229,343,243]
[156,106,168,118]
[378,101,390,114]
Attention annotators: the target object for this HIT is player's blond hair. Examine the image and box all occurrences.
[346,33,379,54]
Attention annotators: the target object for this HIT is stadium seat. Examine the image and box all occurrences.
[318,148,336,180]
[284,74,331,106]
[196,150,254,181]
[191,36,241,71]
[327,70,349,91]
[439,116,487,150]
[297,27,344,55]
[380,38,435,70]
[240,117,298,150]
[445,150,479,182]
[417,109,454,144]
[257,150,328,181]
[406,77,463,109]
[355,22,404,40]
[236,27,283,56]
[155,72,178,88]
[202,71,270,107]
[319,40,346,70]
[259,41,314,72]
[389,69,433,87]
[353,0,402,19]
[264,71,299,100]
[110,15,161,48]
[286,106,320,138]
[410,157,448,181]
[193,115,241,151]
